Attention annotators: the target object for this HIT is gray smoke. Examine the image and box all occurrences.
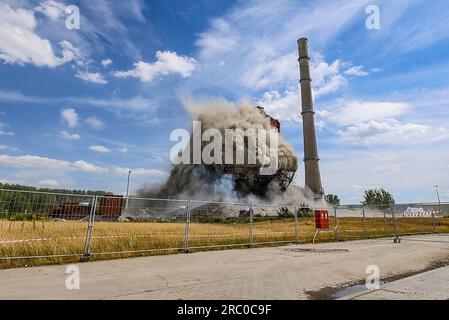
[138,98,323,206]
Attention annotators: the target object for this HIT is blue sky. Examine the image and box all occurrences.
[0,0,449,204]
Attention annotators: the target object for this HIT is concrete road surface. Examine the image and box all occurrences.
[0,234,448,300]
[341,265,449,300]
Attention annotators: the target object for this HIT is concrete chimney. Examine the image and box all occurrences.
[297,38,324,198]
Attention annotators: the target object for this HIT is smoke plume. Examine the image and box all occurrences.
[138,98,322,206]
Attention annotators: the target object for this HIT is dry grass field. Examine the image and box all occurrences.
[1,217,448,269]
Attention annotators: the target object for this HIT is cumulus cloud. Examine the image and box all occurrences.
[0,4,77,67]
[257,90,300,122]
[34,0,66,21]
[113,167,168,177]
[0,154,108,173]
[72,160,108,173]
[89,145,111,153]
[339,119,449,145]
[101,58,112,67]
[321,100,409,126]
[312,57,347,97]
[0,154,70,170]
[344,65,369,77]
[38,179,58,187]
[60,108,79,128]
[75,71,108,84]
[85,116,104,130]
[58,131,81,140]
[114,51,197,82]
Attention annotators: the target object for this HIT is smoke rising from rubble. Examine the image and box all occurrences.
[138,98,323,206]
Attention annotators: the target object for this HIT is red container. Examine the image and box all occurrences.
[315,210,329,229]
[98,196,123,216]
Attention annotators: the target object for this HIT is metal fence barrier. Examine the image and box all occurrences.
[0,188,448,268]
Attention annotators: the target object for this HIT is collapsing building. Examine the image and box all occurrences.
[140,101,299,201]
[204,106,296,196]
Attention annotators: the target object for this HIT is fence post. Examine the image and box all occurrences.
[383,210,387,233]
[362,208,368,239]
[82,195,97,260]
[294,208,298,244]
[419,213,424,234]
[431,210,436,233]
[392,207,401,243]
[248,205,254,247]
[183,200,191,253]
[334,207,340,242]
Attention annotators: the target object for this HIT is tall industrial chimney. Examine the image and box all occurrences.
[297,38,324,198]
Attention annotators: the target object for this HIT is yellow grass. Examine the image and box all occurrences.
[1,217,448,269]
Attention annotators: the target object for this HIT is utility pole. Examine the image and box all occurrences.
[434,185,441,205]
[125,170,132,211]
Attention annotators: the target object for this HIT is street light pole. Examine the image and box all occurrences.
[125,170,132,211]
[434,185,441,205]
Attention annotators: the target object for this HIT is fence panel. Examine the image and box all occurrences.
[363,206,395,238]
[251,204,296,245]
[332,206,365,240]
[187,201,251,249]
[392,203,448,236]
[0,189,93,268]
[88,196,188,257]
[1,188,449,269]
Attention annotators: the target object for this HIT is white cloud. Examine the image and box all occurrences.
[113,167,168,177]
[0,4,77,67]
[0,122,14,136]
[0,154,108,174]
[85,116,104,130]
[240,51,346,95]
[72,160,108,173]
[339,119,434,145]
[38,179,58,187]
[192,0,371,97]
[344,65,369,77]
[59,131,81,140]
[75,71,108,85]
[101,58,112,67]
[89,145,111,153]
[311,56,346,97]
[114,51,197,82]
[0,154,69,170]
[60,108,79,128]
[119,147,128,154]
[34,0,66,21]
[195,18,240,59]
[321,100,409,126]
[257,90,300,122]
[241,53,296,90]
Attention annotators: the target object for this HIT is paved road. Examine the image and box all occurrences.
[341,265,449,300]
[0,234,448,300]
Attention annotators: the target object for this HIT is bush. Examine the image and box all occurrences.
[278,207,295,218]
[296,207,314,218]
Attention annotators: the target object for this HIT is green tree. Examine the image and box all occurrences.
[325,194,341,206]
[362,188,395,208]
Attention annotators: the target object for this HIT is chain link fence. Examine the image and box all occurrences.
[1,188,448,268]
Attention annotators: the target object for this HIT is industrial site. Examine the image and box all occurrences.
[0,0,448,306]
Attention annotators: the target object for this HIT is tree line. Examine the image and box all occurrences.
[326,188,395,207]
